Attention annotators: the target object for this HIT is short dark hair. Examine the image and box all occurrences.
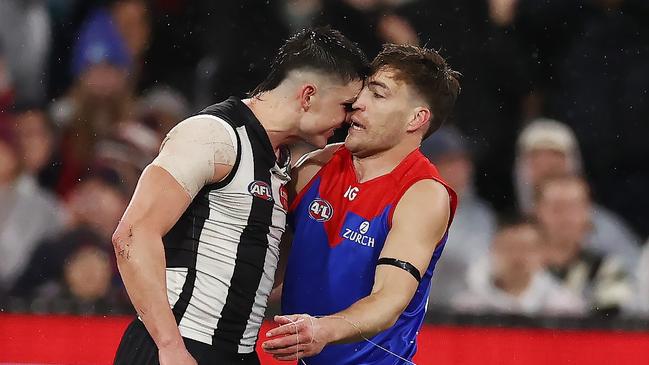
[371,44,461,139]
[251,27,369,96]
[496,214,539,232]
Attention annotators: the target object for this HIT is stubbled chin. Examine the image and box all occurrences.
[344,136,359,151]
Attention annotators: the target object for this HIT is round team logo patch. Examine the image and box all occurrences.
[309,199,333,222]
[248,181,273,201]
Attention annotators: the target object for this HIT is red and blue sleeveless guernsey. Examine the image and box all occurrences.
[281,146,457,365]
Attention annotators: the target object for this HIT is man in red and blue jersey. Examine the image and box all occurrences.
[262,44,461,364]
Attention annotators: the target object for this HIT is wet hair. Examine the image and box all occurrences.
[371,44,461,139]
[251,27,369,96]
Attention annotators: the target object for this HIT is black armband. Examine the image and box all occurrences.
[376,257,421,282]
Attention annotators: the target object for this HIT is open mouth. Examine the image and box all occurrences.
[350,119,366,131]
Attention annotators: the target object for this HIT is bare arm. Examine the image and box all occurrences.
[320,180,450,342]
[112,165,192,350]
[262,179,451,360]
[112,116,235,363]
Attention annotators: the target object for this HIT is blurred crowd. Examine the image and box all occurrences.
[0,0,648,320]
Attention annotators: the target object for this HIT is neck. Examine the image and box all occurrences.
[494,272,533,297]
[352,138,419,183]
[243,93,299,152]
[545,238,582,268]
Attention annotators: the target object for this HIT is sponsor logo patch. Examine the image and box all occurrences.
[341,220,375,247]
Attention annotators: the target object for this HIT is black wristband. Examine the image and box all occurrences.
[376,257,422,282]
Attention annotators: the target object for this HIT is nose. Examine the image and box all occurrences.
[351,97,365,112]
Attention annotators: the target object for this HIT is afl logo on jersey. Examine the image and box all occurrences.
[309,199,333,222]
[248,181,273,201]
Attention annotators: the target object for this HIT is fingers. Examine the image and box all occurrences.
[262,334,302,353]
[265,344,302,356]
[267,318,306,337]
[274,314,302,325]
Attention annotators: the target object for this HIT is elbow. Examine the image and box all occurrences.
[381,297,411,331]
[112,222,131,259]
[382,313,401,332]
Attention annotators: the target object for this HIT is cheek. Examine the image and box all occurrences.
[327,109,345,127]
[375,117,402,141]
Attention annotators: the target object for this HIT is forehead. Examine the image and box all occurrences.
[496,225,539,245]
[368,67,408,89]
[368,68,424,105]
[543,180,588,201]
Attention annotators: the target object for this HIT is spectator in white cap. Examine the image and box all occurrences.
[420,126,496,310]
[514,118,640,270]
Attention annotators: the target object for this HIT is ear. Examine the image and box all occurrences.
[406,107,432,133]
[299,84,317,111]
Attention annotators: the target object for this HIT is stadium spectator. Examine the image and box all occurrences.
[420,126,496,309]
[28,229,131,315]
[452,219,585,316]
[512,0,649,237]
[112,0,150,66]
[535,175,633,316]
[0,0,51,105]
[515,118,641,270]
[633,241,649,316]
[0,122,65,294]
[13,108,62,193]
[10,169,128,299]
[49,7,135,196]
[135,85,190,140]
[111,0,151,90]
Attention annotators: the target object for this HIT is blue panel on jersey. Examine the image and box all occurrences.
[282,176,451,365]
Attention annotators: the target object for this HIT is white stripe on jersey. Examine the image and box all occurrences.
[166,119,287,352]
[166,267,188,308]
[239,169,286,351]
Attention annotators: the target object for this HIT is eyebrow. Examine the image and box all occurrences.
[368,80,390,92]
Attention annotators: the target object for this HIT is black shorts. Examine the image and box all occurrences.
[113,319,261,365]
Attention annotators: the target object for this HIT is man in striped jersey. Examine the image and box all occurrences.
[111,27,368,365]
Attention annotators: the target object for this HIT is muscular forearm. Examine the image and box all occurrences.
[319,291,407,344]
[115,226,182,350]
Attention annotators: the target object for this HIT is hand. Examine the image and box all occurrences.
[159,344,198,365]
[262,314,328,361]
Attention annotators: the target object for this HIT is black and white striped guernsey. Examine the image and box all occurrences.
[162,97,290,353]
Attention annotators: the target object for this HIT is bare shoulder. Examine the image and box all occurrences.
[291,143,343,194]
[167,114,236,147]
[152,114,237,199]
[393,179,450,228]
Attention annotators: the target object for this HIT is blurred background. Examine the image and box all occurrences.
[0,0,648,363]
